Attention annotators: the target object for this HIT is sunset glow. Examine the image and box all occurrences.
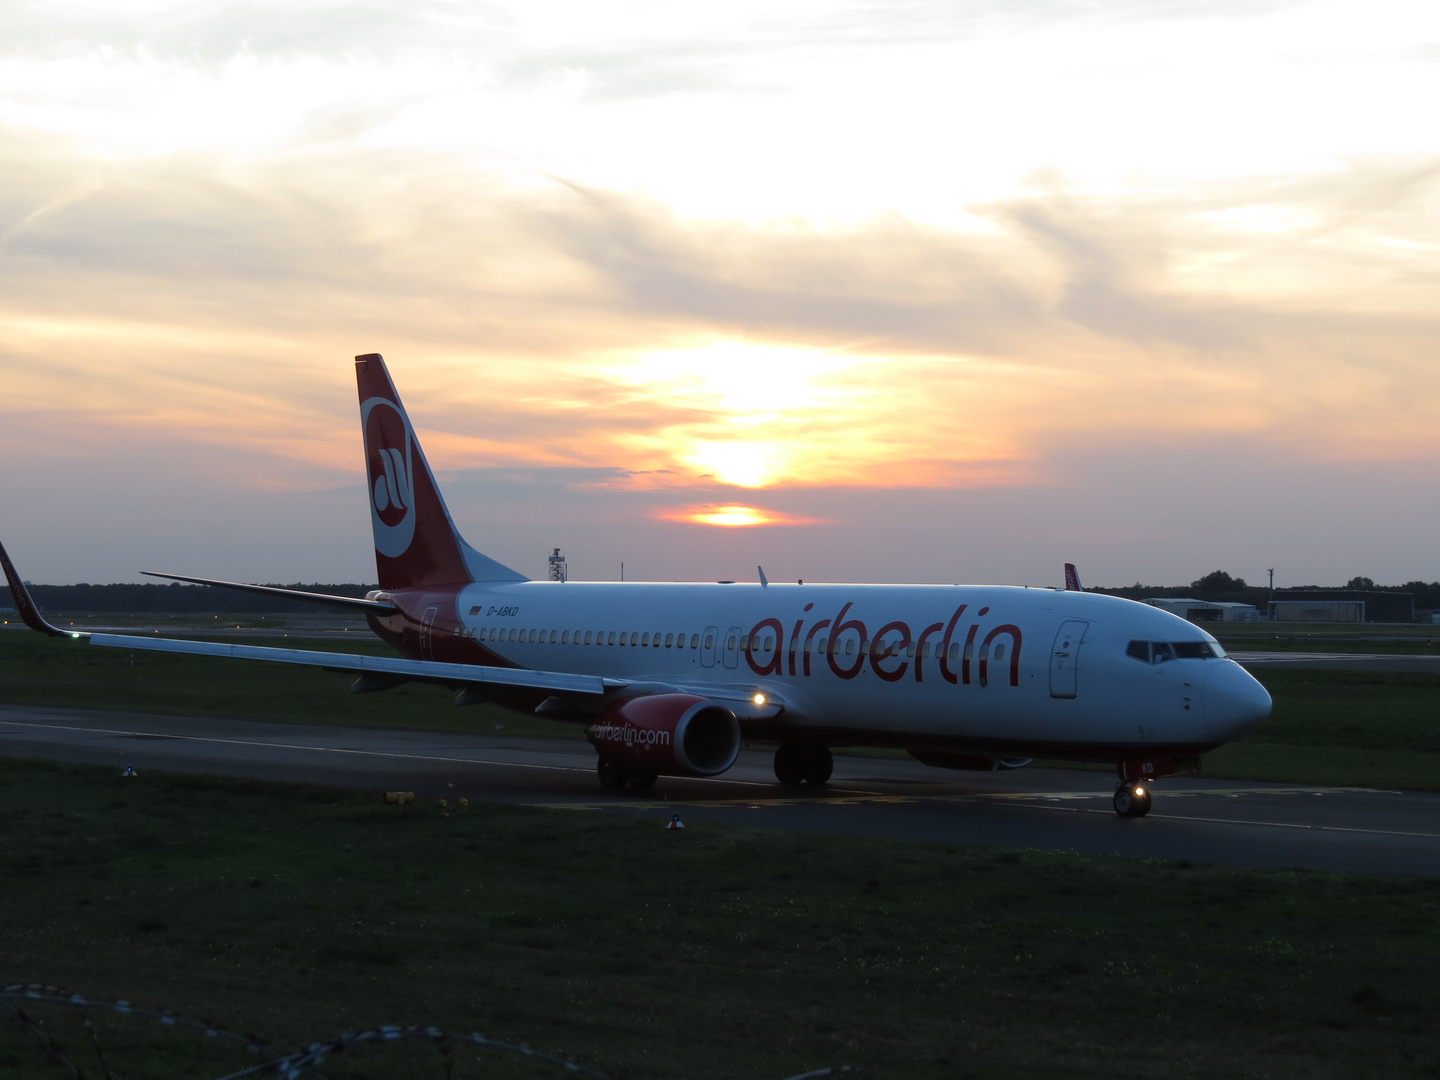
[0,0,1436,586]
[659,506,823,529]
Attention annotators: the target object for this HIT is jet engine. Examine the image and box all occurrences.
[587,694,741,778]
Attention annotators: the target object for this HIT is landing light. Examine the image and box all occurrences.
[752,693,767,705]
[1134,786,1146,797]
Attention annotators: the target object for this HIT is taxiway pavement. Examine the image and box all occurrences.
[4,703,1437,876]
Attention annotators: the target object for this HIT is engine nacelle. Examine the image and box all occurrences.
[587,694,741,777]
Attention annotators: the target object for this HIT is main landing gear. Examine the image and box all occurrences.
[1113,782,1152,818]
[773,745,833,786]
[596,758,658,790]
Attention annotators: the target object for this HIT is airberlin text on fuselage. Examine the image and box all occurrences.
[590,722,673,748]
[743,602,1022,687]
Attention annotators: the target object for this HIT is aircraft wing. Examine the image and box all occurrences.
[85,634,784,718]
[85,632,618,697]
[140,571,397,614]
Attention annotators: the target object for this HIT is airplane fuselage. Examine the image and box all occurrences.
[365,580,1269,763]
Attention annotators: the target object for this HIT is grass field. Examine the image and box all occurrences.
[2,758,1439,1080]
[5,630,1440,792]
[1213,623,1440,655]
[1204,669,1440,790]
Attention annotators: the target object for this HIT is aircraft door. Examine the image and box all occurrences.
[420,605,439,661]
[701,626,719,668]
[1049,620,1088,699]
[721,626,742,669]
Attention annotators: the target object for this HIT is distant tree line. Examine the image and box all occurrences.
[6,575,1440,615]
[1087,572,1440,611]
[0,582,377,615]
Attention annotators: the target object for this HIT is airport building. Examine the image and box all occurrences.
[1267,589,1415,623]
[1144,598,1261,623]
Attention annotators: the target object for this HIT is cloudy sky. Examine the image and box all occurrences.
[1,0,1437,588]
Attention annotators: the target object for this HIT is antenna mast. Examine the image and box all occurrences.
[548,548,567,583]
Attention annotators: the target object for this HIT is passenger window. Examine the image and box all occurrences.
[789,638,798,653]
[584,631,593,645]
[665,633,674,647]
[607,631,616,645]
[993,644,1005,661]
[1126,640,1150,663]
[641,633,649,646]
[528,629,537,643]
[653,632,662,647]
[919,642,930,658]
[817,637,827,654]
[949,642,960,661]
[706,634,715,649]
[562,630,570,644]
[508,628,517,642]
[550,630,557,644]
[1151,642,1175,663]
[906,643,916,658]
[763,636,773,652]
[726,635,736,650]
[845,639,855,656]
[690,634,699,648]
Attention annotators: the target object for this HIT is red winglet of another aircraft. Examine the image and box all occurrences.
[1064,563,1083,592]
[0,540,75,638]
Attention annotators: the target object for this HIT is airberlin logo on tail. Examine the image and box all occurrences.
[361,397,417,558]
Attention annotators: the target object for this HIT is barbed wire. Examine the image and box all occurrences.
[2,984,861,1080]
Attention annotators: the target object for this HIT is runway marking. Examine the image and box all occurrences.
[0,719,592,776]
[540,795,1440,842]
[3,718,1429,843]
[0,718,886,795]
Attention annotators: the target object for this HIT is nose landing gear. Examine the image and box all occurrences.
[1113,782,1152,817]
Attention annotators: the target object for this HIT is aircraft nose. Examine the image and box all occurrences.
[1203,661,1271,741]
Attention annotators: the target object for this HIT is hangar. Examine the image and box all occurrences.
[1144,598,1260,623]
[1268,589,1415,623]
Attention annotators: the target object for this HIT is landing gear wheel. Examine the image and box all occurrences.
[803,747,834,785]
[1113,783,1153,817]
[630,770,658,789]
[774,745,806,786]
[597,758,629,790]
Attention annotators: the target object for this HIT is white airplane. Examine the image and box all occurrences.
[1,354,1271,817]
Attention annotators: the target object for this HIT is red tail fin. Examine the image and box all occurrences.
[1064,563,1082,592]
[356,354,525,589]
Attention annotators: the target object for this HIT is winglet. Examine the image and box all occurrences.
[1064,563,1082,592]
[0,541,81,638]
[758,565,769,589]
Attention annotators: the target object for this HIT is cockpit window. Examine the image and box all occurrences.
[1126,639,1223,663]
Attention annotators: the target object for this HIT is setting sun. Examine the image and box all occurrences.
[658,505,822,528]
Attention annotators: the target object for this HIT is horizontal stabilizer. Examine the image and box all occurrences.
[141,572,397,614]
